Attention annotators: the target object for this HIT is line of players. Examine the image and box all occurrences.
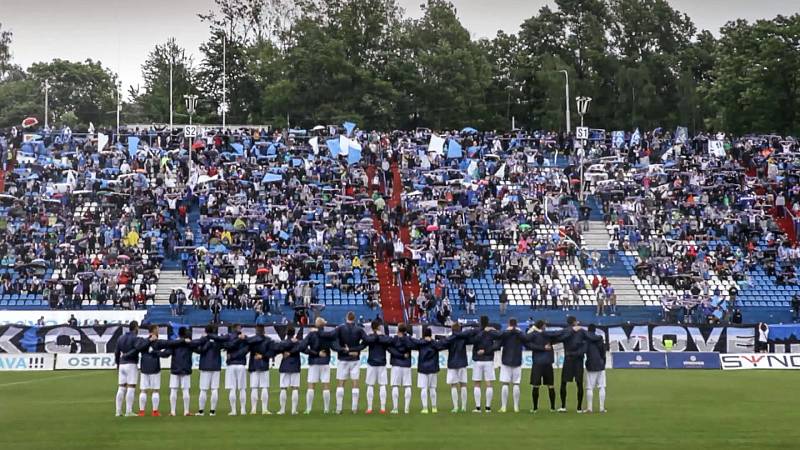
[114,312,607,417]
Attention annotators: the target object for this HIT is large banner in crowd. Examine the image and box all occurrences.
[0,323,796,355]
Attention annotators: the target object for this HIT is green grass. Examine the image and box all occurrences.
[0,369,794,450]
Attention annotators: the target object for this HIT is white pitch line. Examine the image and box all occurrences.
[0,371,103,388]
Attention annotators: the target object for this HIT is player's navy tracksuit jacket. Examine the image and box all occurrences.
[584,332,606,372]
[334,323,367,361]
[364,333,392,367]
[495,329,527,367]
[115,331,140,365]
[247,334,274,372]
[302,329,336,365]
[388,335,414,368]
[195,335,223,371]
[470,329,501,362]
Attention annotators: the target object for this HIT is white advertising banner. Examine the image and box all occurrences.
[0,353,55,371]
[0,310,146,327]
[720,353,800,370]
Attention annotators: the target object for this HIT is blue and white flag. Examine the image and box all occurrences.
[612,131,625,149]
[343,121,356,136]
[231,143,244,156]
[428,134,445,155]
[631,128,641,146]
[347,146,362,165]
[675,126,688,144]
[127,137,139,158]
[326,139,341,158]
[447,139,463,159]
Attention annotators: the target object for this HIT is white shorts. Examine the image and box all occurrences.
[280,372,301,388]
[250,371,270,388]
[472,361,495,381]
[499,365,522,384]
[336,360,360,381]
[225,365,247,390]
[118,363,138,385]
[446,368,468,385]
[169,374,191,389]
[365,366,388,386]
[308,365,331,384]
[417,373,438,389]
[199,371,220,390]
[586,370,607,389]
[390,367,412,386]
[140,373,161,390]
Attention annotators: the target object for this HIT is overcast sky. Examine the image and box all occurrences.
[3,0,800,92]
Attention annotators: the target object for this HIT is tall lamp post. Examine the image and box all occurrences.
[184,94,198,170]
[575,96,592,202]
[559,70,571,134]
[43,80,50,130]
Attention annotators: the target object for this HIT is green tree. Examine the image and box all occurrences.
[26,59,118,128]
[129,38,197,124]
[0,22,12,81]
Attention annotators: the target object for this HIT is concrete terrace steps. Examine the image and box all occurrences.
[581,220,612,251]
[154,270,191,305]
[606,276,643,306]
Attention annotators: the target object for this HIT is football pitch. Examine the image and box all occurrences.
[0,369,793,450]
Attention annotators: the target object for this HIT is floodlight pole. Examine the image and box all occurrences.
[576,96,592,203]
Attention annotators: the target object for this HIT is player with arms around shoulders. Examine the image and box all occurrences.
[525,320,561,413]
[301,317,337,414]
[114,321,142,417]
[388,322,415,414]
[413,326,449,414]
[276,325,303,415]
[442,322,477,413]
[362,319,392,414]
[584,324,608,413]
[333,311,368,414]
[470,315,501,413]
[130,325,170,416]
[195,324,224,416]
[223,324,250,416]
[495,318,527,413]
[160,327,196,416]
[247,324,275,415]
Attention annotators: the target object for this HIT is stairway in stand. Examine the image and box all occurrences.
[390,161,420,322]
[154,269,191,305]
[368,163,404,324]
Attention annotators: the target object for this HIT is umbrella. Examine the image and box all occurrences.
[519,223,532,231]
[426,224,439,232]
[22,117,39,128]
[311,125,325,131]
[192,141,205,150]
[461,127,478,134]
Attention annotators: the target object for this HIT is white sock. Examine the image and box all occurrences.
[323,389,331,412]
[279,389,287,413]
[228,390,237,413]
[115,387,125,415]
[586,388,594,412]
[291,389,299,414]
[379,385,387,410]
[392,386,399,410]
[421,389,428,410]
[512,385,520,410]
[306,389,315,412]
[486,387,493,409]
[336,387,344,413]
[182,388,190,414]
[199,390,207,412]
[210,389,218,411]
[461,387,468,410]
[599,387,606,410]
[139,392,147,412]
[152,392,160,412]
[170,389,178,415]
[501,385,508,410]
[429,388,437,410]
[125,387,135,414]
[351,388,360,412]
[239,389,246,414]
[474,387,481,409]
[367,386,374,410]
[451,387,458,409]
[403,387,411,413]
[250,389,259,414]
[261,388,269,412]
